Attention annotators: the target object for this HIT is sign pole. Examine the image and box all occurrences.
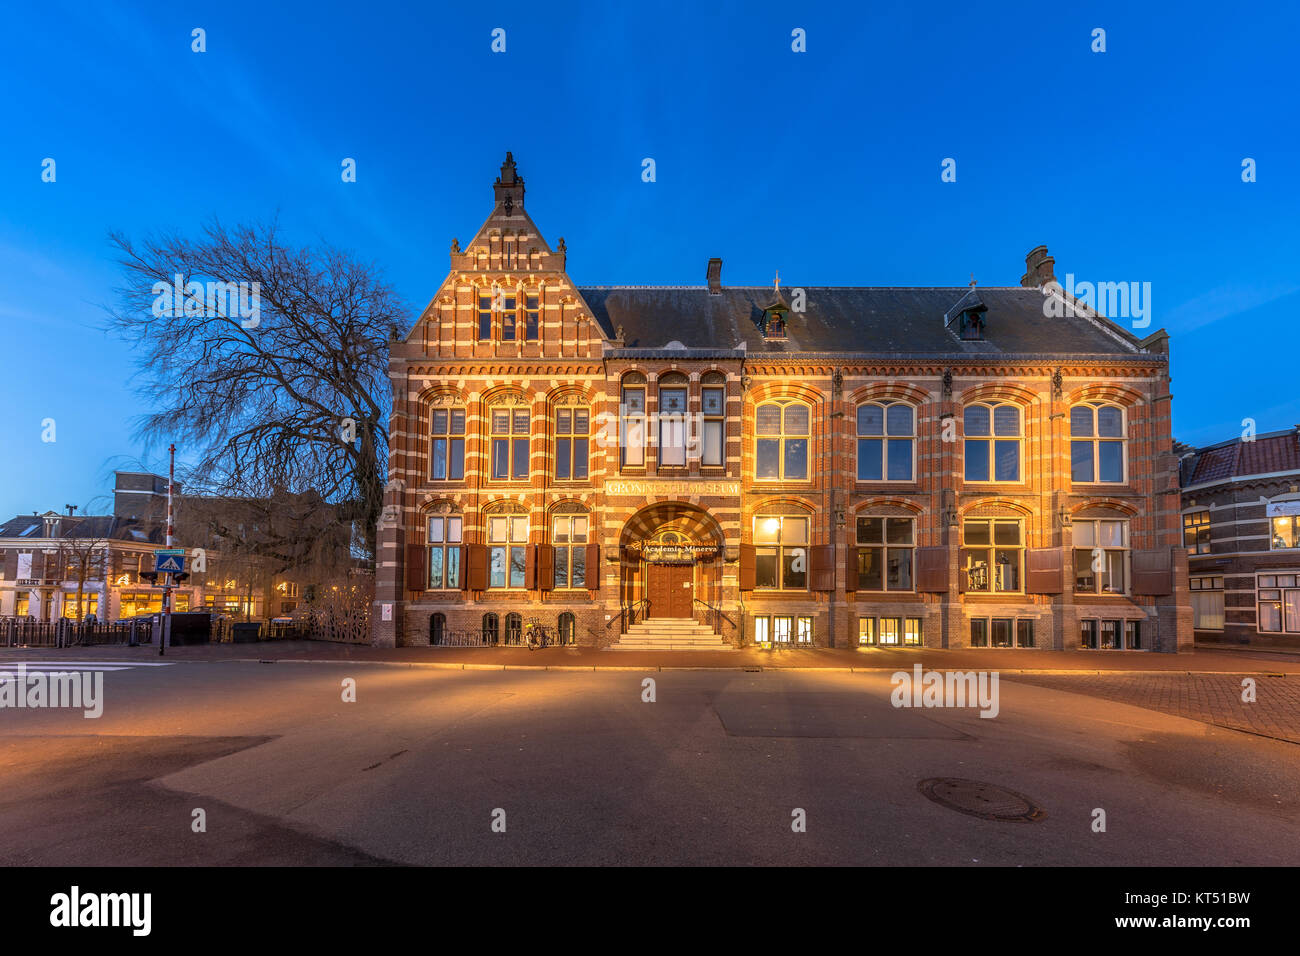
[161,443,175,657]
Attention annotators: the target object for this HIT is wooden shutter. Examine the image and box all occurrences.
[809,545,835,591]
[525,544,537,589]
[466,543,488,591]
[914,546,949,593]
[844,548,858,592]
[1025,548,1064,594]
[2,549,17,580]
[405,543,426,592]
[739,543,756,591]
[537,544,555,591]
[585,543,601,590]
[1131,548,1173,596]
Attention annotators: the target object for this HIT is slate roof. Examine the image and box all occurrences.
[1182,429,1300,487]
[579,286,1145,356]
[0,514,164,543]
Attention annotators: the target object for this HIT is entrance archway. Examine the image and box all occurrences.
[619,503,725,621]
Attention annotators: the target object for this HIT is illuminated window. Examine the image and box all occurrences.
[491,406,530,480]
[1271,514,1300,550]
[964,403,1021,482]
[755,400,809,480]
[1073,519,1129,594]
[1183,511,1211,555]
[488,515,529,589]
[426,514,463,589]
[858,618,876,645]
[855,516,914,591]
[430,408,465,481]
[753,515,808,590]
[1070,403,1126,483]
[1257,573,1300,633]
[962,518,1023,592]
[857,402,915,481]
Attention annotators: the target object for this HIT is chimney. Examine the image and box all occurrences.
[65,504,77,516]
[1020,245,1056,288]
[707,257,722,294]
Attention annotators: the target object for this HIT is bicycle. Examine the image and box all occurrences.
[524,618,553,650]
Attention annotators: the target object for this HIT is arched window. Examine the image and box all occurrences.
[658,373,689,467]
[430,406,465,481]
[964,403,1021,482]
[555,403,590,480]
[857,402,915,481]
[558,612,576,645]
[620,372,646,469]
[753,514,809,590]
[552,511,590,588]
[505,612,523,645]
[490,401,530,481]
[701,371,727,467]
[426,511,462,589]
[755,400,810,480]
[1070,403,1126,483]
[481,612,500,645]
[429,613,446,645]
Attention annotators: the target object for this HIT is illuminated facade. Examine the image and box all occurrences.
[374,154,1191,651]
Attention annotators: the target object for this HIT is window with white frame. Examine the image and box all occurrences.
[964,403,1022,482]
[488,514,529,588]
[658,376,689,466]
[621,376,646,468]
[555,407,590,481]
[1073,519,1130,594]
[426,513,463,589]
[1257,572,1300,633]
[755,401,810,480]
[1189,576,1224,630]
[701,373,726,467]
[1070,403,1126,483]
[961,518,1023,592]
[491,405,530,480]
[753,515,808,590]
[430,407,465,481]
[855,516,914,591]
[856,402,915,481]
[553,514,589,589]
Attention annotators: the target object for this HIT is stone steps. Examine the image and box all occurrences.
[610,619,734,651]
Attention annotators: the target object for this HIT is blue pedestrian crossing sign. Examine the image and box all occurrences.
[154,549,186,574]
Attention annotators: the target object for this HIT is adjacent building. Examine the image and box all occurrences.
[1179,427,1300,648]
[374,154,1191,651]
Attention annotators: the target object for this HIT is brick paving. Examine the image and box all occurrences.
[1006,672,1300,743]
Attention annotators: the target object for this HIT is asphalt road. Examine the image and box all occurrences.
[2,660,1298,866]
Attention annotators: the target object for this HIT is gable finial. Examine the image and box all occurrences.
[774,270,780,294]
[970,272,977,287]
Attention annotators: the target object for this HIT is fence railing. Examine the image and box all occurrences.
[1,619,151,648]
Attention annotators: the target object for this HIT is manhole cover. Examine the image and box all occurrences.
[917,778,1046,822]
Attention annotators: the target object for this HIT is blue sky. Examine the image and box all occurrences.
[2,0,1297,515]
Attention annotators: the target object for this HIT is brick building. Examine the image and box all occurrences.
[1179,427,1300,648]
[374,154,1191,652]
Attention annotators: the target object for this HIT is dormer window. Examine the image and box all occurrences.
[959,310,984,340]
[947,289,988,341]
[761,272,791,340]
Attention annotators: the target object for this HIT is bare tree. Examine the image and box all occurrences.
[106,219,404,562]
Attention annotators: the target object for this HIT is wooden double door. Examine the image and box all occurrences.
[647,562,694,618]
